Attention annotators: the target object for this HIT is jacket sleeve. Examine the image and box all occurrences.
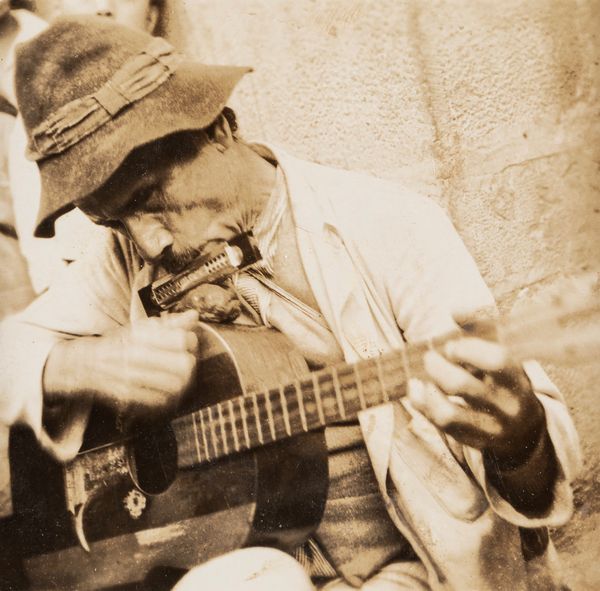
[463,360,582,527]
[383,193,581,527]
[0,230,133,461]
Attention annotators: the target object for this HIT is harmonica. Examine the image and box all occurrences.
[138,231,262,316]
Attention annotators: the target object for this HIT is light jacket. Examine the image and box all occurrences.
[271,146,580,590]
[0,144,581,590]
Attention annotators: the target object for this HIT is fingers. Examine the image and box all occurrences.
[408,379,502,447]
[443,337,508,371]
[411,338,540,453]
[423,348,508,417]
[95,313,200,414]
[133,314,199,353]
[125,346,197,379]
[121,362,195,404]
[444,337,532,392]
[160,309,199,329]
[423,346,526,415]
[423,349,487,399]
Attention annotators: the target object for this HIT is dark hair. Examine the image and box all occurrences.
[220,106,238,134]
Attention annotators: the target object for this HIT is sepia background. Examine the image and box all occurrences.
[2,0,600,588]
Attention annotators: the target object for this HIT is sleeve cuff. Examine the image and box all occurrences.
[464,392,579,528]
[0,316,91,461]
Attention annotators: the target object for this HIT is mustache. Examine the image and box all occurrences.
[159,245,202,275]
[159,240,227,275]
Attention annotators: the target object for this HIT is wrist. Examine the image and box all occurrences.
[43,337,99,401]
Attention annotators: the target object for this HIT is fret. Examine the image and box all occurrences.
[217,403,229,455]
[312,373,326,425]
[228,399,240,452]
[191,411,203,462]
[353,364,367,410]
[279,386,292,436]
[375,356,389,403]
[295,380,308,432]
[207,406,219,458]
[264,390,277,441]
[331,367,347,419]
[199,409,211,461]
[239,396,251,449]
[357,359,385,406]
[251,391,264,445]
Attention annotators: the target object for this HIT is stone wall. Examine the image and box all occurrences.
[165,0,600,587]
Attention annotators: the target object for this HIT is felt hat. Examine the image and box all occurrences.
[15,15,251,237]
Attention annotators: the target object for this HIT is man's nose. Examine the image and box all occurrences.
[95,0,114,17]
[123,216,174,265]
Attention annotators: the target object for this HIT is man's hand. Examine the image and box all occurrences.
[172,283,241,323]
[408,337,546,464]
[44,310,199,418]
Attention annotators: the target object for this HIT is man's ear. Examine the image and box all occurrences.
[211,114,235,152]
[145,5,160,34]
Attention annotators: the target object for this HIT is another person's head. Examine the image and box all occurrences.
[16,16,265,273]
[11,0,163,33]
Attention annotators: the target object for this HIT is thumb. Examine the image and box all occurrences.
[160,309,200,328]
[452,305,498,338]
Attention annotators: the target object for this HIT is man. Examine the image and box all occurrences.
[1,16,581,590]
[8,0,163,294]
[12,0,162,31]
[0,0,45,366]
[0,2,43,317]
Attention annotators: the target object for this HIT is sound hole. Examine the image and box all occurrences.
[129,425,178,494]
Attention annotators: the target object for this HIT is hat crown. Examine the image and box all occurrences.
[16,16,153,137]
[13,15,250,238]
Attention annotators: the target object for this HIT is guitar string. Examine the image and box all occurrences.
[175,350,417,465]
[175,311,593,465]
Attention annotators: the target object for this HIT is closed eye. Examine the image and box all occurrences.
[131,184,157,207]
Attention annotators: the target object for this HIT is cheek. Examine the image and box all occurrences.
[162,207,212,248]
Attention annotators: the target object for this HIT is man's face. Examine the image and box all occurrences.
[31,0,159,33]
[78,130,258,274]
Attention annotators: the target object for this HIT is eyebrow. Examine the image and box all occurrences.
[199,197,225,213]
[140,195,225,215]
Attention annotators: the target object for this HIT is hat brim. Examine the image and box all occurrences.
[35,61,251,238]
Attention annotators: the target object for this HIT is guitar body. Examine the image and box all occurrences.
[5,323,329,590]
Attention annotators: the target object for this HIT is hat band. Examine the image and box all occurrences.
[27,37,183,161]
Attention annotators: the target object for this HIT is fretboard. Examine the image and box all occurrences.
[172,342,426,470]
[171,283,600,469]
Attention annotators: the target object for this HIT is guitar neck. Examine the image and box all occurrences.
[172,343,422,469]
[173,288,600,469]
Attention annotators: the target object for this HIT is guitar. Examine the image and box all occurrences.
[5,282,600,590]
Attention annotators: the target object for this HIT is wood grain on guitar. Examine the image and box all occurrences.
[7,282,600,590]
